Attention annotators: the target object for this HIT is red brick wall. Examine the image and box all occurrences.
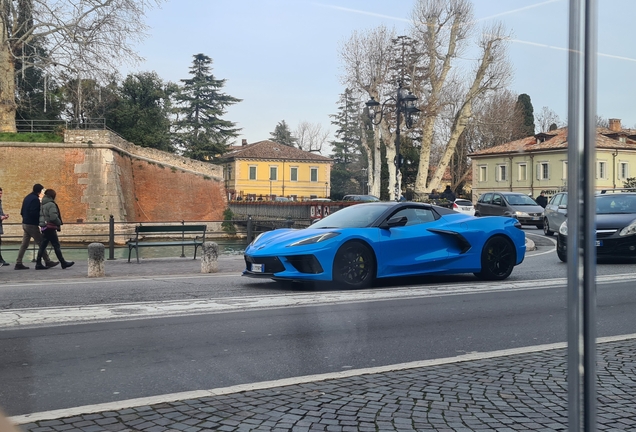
[0,145,226,225]
[120,157,226,222]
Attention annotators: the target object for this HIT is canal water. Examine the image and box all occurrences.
[0,238,249,263]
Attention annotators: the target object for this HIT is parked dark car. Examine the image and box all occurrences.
[556,191,636,262]
[543,192,568,236]
[475,192,544,229]
[342,194,380,202]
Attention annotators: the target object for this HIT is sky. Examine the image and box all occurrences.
[126,0,636,150]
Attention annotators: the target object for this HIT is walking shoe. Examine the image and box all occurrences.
[14,263,29,270]
[35,263,50,270]
[61,261,75,269]
[0,260,9,266]
[46,261,60,268]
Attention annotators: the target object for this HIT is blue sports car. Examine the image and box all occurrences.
[243,202,526,289]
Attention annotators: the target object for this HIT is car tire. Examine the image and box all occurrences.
[474,235,516,281]
[474,212,481,217]
[332,241,376,289]
[536,224,543,229]
[543,218,554,236]
[556,237,567,262]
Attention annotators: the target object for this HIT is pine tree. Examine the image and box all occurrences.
[106,72,175,152]
[269,120,296,146]
[173,54,241,161]
[515,94,536,138]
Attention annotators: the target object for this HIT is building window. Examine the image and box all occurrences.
[269,166,278,181]
[479,165,487,182]
[290,167,298,182]
[497,164,507,182]
[518,163,527,181]
[537,162,549,180]
[562,161,568,180]
[619,162,629,179]
[249,166,257,180]
[310,167,318,182]
[596,161,607,180]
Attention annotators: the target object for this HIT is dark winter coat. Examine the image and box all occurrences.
[536,194,548,208]
[440,187,456,202]
[39,196,63,229]
[21,192,42,225]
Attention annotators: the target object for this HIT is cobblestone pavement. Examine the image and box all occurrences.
[14,338,636,432]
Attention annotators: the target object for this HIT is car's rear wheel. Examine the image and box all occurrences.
[474,236,516,281]
[333,241,376,289]
[543,218,554,236]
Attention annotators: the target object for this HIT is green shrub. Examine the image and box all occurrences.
[222,208,237,235]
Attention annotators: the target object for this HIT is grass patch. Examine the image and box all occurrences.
[0,132,63,143]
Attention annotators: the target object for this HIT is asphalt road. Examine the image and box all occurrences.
[2,274,636,416]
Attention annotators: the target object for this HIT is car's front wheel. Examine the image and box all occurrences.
[474,236,516,281]
[543,218,554,236]
[332,241,376,289]
[556,237,567,262]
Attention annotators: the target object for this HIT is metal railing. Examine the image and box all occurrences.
[0,215,304,260]
[15,119,107,133]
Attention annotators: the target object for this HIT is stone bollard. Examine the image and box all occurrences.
[201,241,219,273]
[87,243,105,278]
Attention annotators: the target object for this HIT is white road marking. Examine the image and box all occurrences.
[1,273,634,330]
[11,332,636,425]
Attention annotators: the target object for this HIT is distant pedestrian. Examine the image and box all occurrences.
[14,184,58,270]
[429,189,439,200]
[0,187,10,266]
[440,185,456,202]
[536,191,548,208]
[36,189,74,270]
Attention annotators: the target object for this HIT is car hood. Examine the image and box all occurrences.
[248,227,346,250]
[596,213,636,230]
[509,204,544,213]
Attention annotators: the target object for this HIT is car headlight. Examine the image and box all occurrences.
[619,221,636,237]
[288,232,340,247]
[559,220,568,236]
[515,211,530,217]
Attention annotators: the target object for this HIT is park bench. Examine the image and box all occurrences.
[127,224,207,263]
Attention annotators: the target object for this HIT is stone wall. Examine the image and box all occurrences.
[0,131,227,241]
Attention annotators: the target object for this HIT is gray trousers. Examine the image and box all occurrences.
[16,224,52,265]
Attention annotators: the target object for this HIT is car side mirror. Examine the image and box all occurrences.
[558,204,567,210]
[381,216,408,229]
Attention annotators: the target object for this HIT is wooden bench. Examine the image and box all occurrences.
[127,224,207,263]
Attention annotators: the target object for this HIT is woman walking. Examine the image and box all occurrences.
[0,187,9,266]
[37,189,74,270]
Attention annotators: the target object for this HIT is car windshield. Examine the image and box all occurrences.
[311,203,394,228]
[596,195,636,214]
[506,194,538,206]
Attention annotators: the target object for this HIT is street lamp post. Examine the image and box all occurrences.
[269,178,273,200]
[366,84,420,201]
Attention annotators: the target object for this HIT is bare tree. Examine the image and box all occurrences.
[0,0,162,132]
[295,121,330,153]
[536,106,563,133]
[410,0,512,195]
[338,26,396,198]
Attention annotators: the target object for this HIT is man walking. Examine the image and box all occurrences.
[536,191,548,208]
[14,184,58,270]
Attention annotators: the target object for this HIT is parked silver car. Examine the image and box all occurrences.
[475,191,544,229]
[543,192,568,236]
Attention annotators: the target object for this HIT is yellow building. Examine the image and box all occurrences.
[469,119,636,202]
[222,140,333,201]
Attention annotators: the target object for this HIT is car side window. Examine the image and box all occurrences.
[492,194,503,206]
[553,194,563,206]
[391,208,435,226]
[479,193,492,204]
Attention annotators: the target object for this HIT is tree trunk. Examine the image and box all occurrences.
[0,24,17,132]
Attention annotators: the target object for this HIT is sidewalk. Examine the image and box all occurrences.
[0,255,246,283]
[12,336,636,432]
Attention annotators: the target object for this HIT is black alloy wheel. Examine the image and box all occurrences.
[333,241,376,289]
[474,236,516,281]
[543,218,554,236]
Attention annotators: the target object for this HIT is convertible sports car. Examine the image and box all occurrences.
[243,202,526,289]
